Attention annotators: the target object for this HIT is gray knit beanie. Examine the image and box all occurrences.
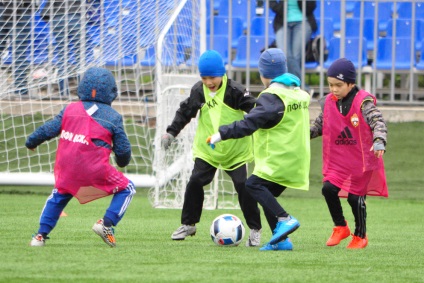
[258,48,287,79]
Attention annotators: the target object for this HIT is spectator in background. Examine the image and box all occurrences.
[270,0,317,80]
[40,0,82,96]
[0,1,34,96]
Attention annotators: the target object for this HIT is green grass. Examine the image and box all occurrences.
[0,190,423,283]
[1,121,424,282]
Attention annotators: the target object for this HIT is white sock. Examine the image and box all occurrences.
[278,216,291,222]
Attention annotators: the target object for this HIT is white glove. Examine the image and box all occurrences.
[206,132,222,149]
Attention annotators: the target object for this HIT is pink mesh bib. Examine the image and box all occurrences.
[54,102,129,203]
[322,91,388,197]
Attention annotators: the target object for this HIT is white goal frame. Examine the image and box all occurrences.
[0,0,243,209]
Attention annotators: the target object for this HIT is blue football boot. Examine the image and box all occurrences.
[269,216,300,245]
[259,238,293,251]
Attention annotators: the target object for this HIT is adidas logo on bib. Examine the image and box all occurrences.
[335,127,357,145]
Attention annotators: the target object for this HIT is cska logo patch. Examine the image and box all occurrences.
[351,113,359,127]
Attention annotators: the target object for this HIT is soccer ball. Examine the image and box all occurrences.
[210,214,245,246]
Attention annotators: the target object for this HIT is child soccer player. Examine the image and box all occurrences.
[27,67,135,247]
[162,50,262,246]
[207,48,311,251]
[310,58,388,249]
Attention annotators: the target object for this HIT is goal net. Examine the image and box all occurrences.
[0,0,241,209]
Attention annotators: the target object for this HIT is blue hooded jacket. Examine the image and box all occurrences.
[25,67,131,167]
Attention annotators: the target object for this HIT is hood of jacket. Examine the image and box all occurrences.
[77,67,118,105]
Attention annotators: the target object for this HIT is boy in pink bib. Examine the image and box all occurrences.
[27,67,135,247]
[310,58,388,249]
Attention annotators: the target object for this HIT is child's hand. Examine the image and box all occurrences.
[206,133,222,149]
[161,133,175,150]
[25,142,36,151]
[370,141,385,158]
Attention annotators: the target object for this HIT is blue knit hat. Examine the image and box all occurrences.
[327,58,356,83]
[258,48,287,79]
[77,67,118,105]
[198,50,226,77]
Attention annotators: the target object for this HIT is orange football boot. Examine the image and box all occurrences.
[347,235,368,249]
[326,222,351,246]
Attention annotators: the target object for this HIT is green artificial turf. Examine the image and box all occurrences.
[0,122,423,282]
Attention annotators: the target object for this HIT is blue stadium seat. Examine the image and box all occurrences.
[87,0,138,66]
[345,1,355,14]
[186,35,231,67]
[417,20,424,50]
[140,34,186,67]
[141,46,183,67]
[396,2,424,20]
[314,1,355,31]
[206,0,221,16]
[207,16,244,48]
[396,2,412,19]
[386,18,413,37]
[86,22,137,67]
[174,15,198,50]
[345,18,376,51]
[30,13,51,65]
[324,37,368,70]
[207,35,231,64]
[232,35,274,69]
[250,17,274,38]
[353,1,394,32]
[218,0,256,30]
[313,18,334,48]
[375,37,414,70]
[385,19,423,51]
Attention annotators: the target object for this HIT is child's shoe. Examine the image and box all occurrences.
[92,219,116,247]
[269,216,300,245]
[30,234,47,247]
[326,222,351,246]
[171,224,196,240]
[347,235,368,249]
[245,229,262,247]
[259,238,293,251]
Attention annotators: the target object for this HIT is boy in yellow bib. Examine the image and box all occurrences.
[208,48,311,250]
[162,50,262,246]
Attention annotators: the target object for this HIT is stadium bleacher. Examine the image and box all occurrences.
[2,0,424,103]
[207,16,244,48]
[375,37,414,71]
[323,36,368,69]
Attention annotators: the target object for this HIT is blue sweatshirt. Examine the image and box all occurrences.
[25,68,131,167]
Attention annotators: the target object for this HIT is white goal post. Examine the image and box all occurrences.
[0,0,241,209]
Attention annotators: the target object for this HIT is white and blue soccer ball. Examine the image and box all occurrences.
[210,214,245,246]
